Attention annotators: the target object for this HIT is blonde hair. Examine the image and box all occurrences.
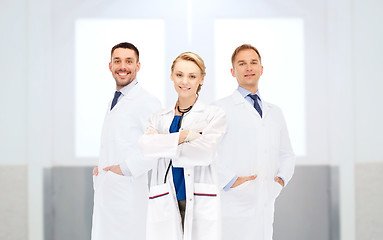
[171,52,206,94]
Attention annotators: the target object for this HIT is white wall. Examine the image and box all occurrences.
[0,0,28,165]
[353,0,383,239]
[1,0,383,239]
[353,0,383,163]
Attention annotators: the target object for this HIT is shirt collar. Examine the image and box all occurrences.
[118,78,138,96]
[237,86,261,99]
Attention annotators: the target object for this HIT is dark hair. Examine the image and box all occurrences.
[111,42,139,62]
[231,44,261,66]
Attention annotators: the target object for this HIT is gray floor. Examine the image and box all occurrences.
[44,166,338,240]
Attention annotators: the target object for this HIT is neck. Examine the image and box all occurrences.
[178,95,197,109]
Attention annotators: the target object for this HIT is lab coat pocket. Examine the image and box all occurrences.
[193,183,218,220]
[270,181,283,200]
[93,175,96,191]
[148,184,173,222]
[223,180,258,216]
[229,180,251,192]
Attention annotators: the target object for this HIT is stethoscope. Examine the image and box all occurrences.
[163,101,194,184]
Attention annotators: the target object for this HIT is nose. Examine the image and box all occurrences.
[181,76,188,84]
[120,62,127,70]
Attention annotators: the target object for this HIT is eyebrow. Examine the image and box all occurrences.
[175,71,199,76]
[237,59,259,63]
[112,57,134,60]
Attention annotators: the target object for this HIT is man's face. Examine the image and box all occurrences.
[231,49,263,92]
[109,48,140,90]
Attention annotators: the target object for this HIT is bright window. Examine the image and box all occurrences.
[75,19,165,158]
[215,18,306,156]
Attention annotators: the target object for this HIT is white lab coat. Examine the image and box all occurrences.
[138,99,226,240]
[91,84,161,240]
[214,90,295,240]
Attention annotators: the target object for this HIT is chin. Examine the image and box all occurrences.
[177,92,193,98]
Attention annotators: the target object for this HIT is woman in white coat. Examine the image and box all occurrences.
[139,52,226,240]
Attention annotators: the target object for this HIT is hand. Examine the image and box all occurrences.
[103,165,124,176]
[185,130,202,142]
[93,166,98,176]
[231,174,257,188]
[178,130,189,144]
[274,177,284,187]
[145,127,159,135]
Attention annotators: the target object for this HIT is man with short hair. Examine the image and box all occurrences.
[91,42,161,240]
[215,44,295,240]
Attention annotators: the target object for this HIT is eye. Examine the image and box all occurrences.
[190,75,196,79]
[127,60,132,64]
[176,73,182,77]
[252,61,257,65]
[239,63,244,66]
[114,60,120,64]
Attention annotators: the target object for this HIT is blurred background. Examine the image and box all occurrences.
[1,0,382,239]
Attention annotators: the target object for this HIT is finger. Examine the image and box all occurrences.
[250,174,257,180]
[103,167,109,171]
[245,175,257,181]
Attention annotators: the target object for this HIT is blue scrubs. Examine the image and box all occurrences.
[169,115,186,201]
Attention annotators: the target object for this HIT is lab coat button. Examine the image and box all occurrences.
[189,198,192,201]
[187,174,191,177]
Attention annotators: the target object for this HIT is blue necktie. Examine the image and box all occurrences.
[249,94,262,118]
[110,91,122,110]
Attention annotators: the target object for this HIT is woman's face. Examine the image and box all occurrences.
[171,59,204,99]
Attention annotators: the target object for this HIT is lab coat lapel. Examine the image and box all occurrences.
[158,106,176,133]
[231,90,262,119]
[158,99,205,131]
[261,101,272,119]
[180,99,205,128]
[108,84,141,113]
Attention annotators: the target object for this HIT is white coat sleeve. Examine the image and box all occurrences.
[173,107,227,167]
[276,113,296,186]
[121,99,162,178]
[138,114,181,159]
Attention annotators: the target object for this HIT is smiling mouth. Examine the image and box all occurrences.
[245,74,255,77]
[117,72,130,76]
[179,86,190,91]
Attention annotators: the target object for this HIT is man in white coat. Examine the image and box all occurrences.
[215,44,295,240]
[91,42,161,240]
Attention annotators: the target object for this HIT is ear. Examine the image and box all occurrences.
[136,61,141,72]
[170,72,174,82]
[260,65,263,75]
[200,76,204,85]
[109,62,112,72]
[230,68,236,77]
